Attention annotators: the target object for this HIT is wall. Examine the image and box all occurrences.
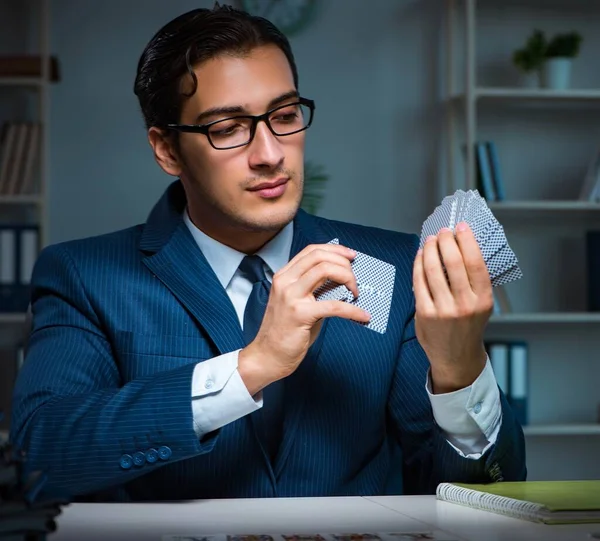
[47,0,443,243]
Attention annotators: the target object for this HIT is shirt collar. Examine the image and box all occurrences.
[183,209,294,289]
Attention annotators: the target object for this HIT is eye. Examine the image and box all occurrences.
[209,119,249,138]
[272,105,301,123]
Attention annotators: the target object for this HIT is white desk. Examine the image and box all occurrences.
[49,496,599,541]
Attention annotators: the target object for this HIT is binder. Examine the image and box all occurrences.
[509,341,529,426]
[476,142,496,200]
[586,230,600,312]
[488,342,509,395]
[486,141,506,201]
[0,224,39,312]
[0,226,17,312]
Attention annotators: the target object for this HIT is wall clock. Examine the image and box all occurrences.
[241,0,317,37]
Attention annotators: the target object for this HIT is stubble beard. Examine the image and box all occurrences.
[187,167,304,236]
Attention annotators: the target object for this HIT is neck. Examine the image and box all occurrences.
[186,206,282,255]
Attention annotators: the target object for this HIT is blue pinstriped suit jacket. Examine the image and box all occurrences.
[11,180,526,502]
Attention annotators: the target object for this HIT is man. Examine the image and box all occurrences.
[11,4,525,502]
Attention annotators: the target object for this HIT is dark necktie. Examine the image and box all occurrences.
[239,255,284,461]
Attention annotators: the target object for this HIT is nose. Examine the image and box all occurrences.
[247,120,284,171]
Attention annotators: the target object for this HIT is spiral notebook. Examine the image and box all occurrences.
[436,480,600,525]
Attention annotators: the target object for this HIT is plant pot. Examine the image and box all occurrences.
[541,57,573,90]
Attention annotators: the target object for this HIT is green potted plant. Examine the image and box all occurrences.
[512,29,547,87]
[512,29,583,90]
[301,160,329,215]
[542,31,583,89]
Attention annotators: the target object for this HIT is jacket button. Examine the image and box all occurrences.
[132,451,146,467]
[119,454,133,470]
[145,448,159,464]
[158,445,172,460]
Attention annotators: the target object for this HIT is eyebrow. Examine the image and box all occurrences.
[194,90,299,124]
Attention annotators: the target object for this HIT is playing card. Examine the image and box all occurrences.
[313,239,396,334]
[160,534,228,541]
[331,533,381,541]
[282,536,328,541]
[420,189,522,287]
[163,534,459,541]
[491,263,523,287]
[420,200,453,248]
[486,245,518,279]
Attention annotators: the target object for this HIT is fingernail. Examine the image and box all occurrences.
[439,227,451,233]
[456,221,468,232]
[364,310,371,319]
[426,235,436,243]
[346,247,357,255]
[416,248,423,256]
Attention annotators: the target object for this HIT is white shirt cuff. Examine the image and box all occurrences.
[426,357,502,459]
[191,350,263,438]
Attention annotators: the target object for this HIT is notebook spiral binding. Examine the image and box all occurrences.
[436,483,544,522]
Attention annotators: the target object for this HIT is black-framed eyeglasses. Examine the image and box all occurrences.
[166,97,315,150]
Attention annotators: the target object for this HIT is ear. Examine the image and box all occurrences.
[148,127,183,177]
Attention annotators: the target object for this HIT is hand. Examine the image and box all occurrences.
[412,222,493,394]
[239,244,371,395]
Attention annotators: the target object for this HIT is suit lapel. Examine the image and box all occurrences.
[139,183,336,479]
[274,211,335,478]
[139,181,245,355]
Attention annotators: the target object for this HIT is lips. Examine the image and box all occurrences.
[248,177,289,191]
[248,177,290,199]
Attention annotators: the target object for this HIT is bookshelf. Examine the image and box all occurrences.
[446,0,600,481]
[489,312,600,324]
[0,77,45,88]
[0,194,43,205]
[453,87,600,102]
[523,424,600,437]
[0,313,27,326]
[488,201,600,212]
[0,0,52,440]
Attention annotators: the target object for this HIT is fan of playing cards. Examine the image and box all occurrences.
[420,189,522,287]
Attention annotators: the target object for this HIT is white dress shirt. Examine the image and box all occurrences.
[183,210,502,459]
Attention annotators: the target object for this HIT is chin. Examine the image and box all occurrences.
[239,198,300,232]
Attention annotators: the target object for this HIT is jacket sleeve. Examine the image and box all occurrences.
[387,314,527,495]
[10,244,219,501]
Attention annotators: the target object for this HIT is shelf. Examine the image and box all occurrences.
[476,87,600,101]
[489,313,600,324]
[523,424,600,437]
[450,88,600,106]
[0,76,44,87]
[487,200,600,212]
[0,313,26,325]
[0,194,43,205]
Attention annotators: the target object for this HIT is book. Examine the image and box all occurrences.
[436,480,600,524]
[486,141,506,201]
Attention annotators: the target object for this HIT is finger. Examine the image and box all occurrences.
[422,235,453,304]
[293,260,359,300]
[412,247,434,314]
[278,243,355,276]
[454,222,491,294]
[436,228,472,298]
[312,299,371,324]
[277,249,358,297]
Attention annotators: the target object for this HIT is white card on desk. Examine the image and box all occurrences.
[312,238,396,334]
[162,532,460,541]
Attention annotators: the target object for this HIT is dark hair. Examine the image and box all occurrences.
[133,3,299,131]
